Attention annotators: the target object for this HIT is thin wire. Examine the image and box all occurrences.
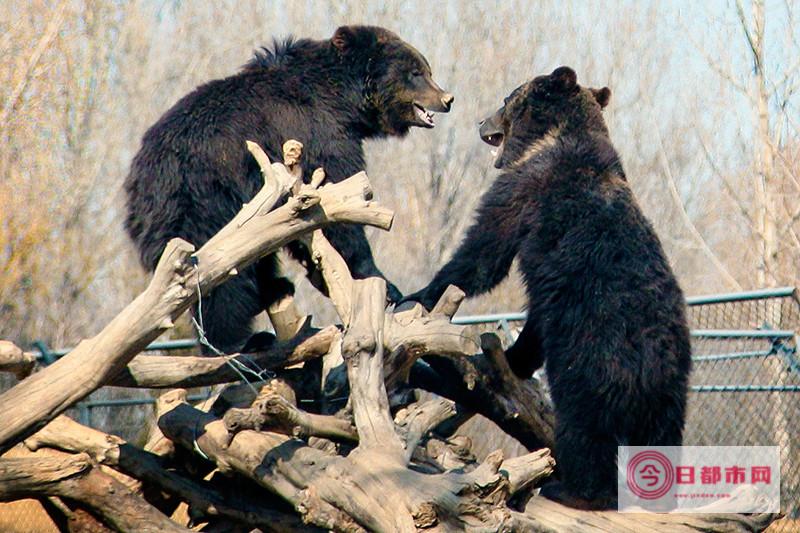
[191,265,273,396]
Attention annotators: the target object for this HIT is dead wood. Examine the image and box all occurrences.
[0,139,393,454]
[110,324,337,388]
[158,394,360,532]
[310,232,556,455]
[0,448,188,533]
[155,232,556,531]
[268,294,309,341]
[411,328,557,451]
[21,415,308,531]
[294,231,557,532]
[510,496,777,532]
[395,397,458,462]
[0,340,35,380]
[159,393,555,533]
[222,379,357,444]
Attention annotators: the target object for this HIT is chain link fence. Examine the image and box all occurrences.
[684,288,800,528]
[1,288,798,530]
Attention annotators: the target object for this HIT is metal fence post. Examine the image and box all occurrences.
[78,402,91,427]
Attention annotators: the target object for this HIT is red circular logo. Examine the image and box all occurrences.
[627,450,674,499]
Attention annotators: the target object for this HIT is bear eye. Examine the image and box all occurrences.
[411,69,423,77]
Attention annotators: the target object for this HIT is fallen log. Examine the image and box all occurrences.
[0,448,188,533]
[510,496,777,532]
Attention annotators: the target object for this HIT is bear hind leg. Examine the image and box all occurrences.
[504,318,544,379]
[195,269,264,354]
[546,420,619,510]
[255,255,295,309]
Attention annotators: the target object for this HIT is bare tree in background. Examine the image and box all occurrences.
[0,0,141,350]
[683,0,800,290]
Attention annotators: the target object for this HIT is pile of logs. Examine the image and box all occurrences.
[0,142,778,532]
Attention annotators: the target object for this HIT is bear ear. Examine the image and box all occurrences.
[549,66,577,93]
[332,26,377,54]
[332,26,356,52]
[590,87,611,108]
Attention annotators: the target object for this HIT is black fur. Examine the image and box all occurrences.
[125,26,452,353]
[405,67,691,508]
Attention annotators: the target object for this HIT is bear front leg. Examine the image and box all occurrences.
[398,282,446,312]
[403,172,525,311]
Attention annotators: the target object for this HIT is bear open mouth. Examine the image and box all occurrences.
[480,132,505,167]
[413,103,435,128]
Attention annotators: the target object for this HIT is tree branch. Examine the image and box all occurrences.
[651,117,743,290]
[0,341,35,380]
[222,380,357,443]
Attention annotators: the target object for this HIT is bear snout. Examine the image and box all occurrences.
[440,93,454,111]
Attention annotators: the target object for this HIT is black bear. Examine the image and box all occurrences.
[125,25,452,353]
[404,67,691,509]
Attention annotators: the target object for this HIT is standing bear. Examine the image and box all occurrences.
[404,67,691,509]
[125,25,452,353]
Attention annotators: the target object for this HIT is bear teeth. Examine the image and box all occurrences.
[414,104,435,126]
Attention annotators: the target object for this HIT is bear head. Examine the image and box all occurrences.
[479,66,610,169]
[332,25,453,136]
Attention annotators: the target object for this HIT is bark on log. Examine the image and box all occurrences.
[0,140,393,454]
[110,324,337,388]
[0,448,188,533]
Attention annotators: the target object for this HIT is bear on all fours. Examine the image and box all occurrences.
[124,25,452,354]
[404,67,692,509]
